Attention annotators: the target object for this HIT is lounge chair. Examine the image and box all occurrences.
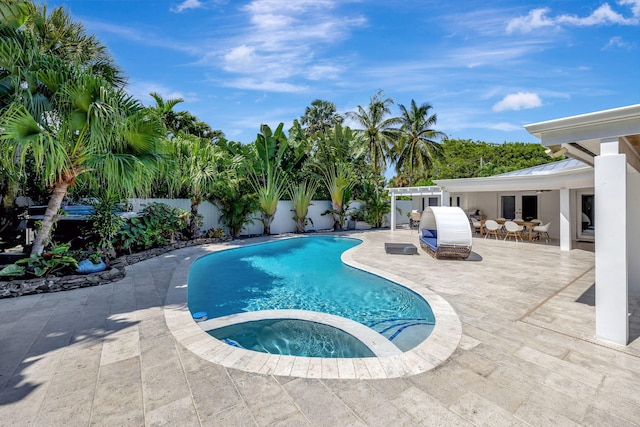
[418,206,472,259]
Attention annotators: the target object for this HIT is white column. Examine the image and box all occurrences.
[440,189,450,206]
[595,141,628,345]
[628,172,640,293]
[390,193,397,231]
[559,188,572,251]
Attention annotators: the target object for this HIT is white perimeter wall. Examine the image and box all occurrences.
[128,198,406,236]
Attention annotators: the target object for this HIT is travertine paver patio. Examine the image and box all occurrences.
[1,229,639,426]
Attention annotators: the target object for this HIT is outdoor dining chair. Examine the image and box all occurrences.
[533,222,551,243]
[503,220,524,241]
[484,219,501,239]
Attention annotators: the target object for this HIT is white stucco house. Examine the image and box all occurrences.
[388,104,640,346]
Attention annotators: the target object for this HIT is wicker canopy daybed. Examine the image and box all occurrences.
[418,206,472,259]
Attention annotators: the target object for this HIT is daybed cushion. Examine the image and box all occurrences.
[421,229,438,239]
[419,236,438,251]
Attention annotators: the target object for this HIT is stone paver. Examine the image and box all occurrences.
[0,229,639,426]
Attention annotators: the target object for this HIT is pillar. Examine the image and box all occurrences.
[390,193,397,231]
[440,189,450,206]
[594,139,628,345]
[559,188,572,251]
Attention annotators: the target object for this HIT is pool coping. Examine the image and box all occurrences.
[163,234,462,379]
[198,309,404,357]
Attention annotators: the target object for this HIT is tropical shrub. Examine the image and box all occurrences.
[204,227,226,239]
[113,203,189,253]
[0,243,78,278]
[289,180,318,233]
[82,194,124,259]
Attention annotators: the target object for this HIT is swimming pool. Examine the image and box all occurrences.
[188,236,435,357]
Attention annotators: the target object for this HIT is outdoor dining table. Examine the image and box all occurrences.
[480,219,538,241]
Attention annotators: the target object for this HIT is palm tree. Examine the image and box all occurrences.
[346,90,401,173]
[0,62,165,255]
[394,100,445,186]
[1,0,124,86]
[300,99,343,137]
[0,0,125,247]
[166,134,222,238]
[149,91,184,134]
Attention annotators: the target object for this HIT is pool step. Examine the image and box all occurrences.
[367,318,435,341]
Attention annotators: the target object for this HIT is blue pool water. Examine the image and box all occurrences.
[188,236,435,356]
[209,319,376,358]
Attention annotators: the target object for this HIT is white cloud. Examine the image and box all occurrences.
[213,0,366,91]
[222,78,308,93]
[172,0,203,13]
[619,0,640,17]
[506,3,639,34]
[492,92,542,112]
[489,122,522,131]
[126,81,195,106]
[506,8,556,34]
[603,36,635,49]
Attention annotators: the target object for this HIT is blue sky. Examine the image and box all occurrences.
[52,0,639,146]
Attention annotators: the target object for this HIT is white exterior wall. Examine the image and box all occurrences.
[129,198,354,236]
[415,190,587,241]
[627,173,640,292]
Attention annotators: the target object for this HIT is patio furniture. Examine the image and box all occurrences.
[484,220,501,239]
[471,219,482,234]
[503,220,524,242]
[533,222,551,243]
[410,211,421,232]
[418,206,472,259]
[384,242,418,255]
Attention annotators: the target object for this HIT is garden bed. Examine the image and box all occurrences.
[0,236,231,299]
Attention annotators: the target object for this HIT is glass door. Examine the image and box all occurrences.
[501,195,516,219]
[521,195,538,221]
[578,192,595,240]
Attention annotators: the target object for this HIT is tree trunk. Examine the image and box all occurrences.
[262,214,273,235]
[0,181,20,237]
[295,218,306,233]
[189,200,202,239]
[31,182,69,256]
[332,201,342,231]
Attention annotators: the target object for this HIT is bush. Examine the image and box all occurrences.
[204,227,226,239]
[114,203,190,253]
[0,243,78,278]
[83,195,125,260]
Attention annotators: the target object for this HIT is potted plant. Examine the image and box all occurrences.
[350,207,372,230]
[76,248,107,274]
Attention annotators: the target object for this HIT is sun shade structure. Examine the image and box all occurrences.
[418,206,472,259]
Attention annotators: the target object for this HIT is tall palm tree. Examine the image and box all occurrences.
[300,99,343,137]
[346,90,401,173]
[149,91,183,134]
[1,0,124,87]
[165,134,222,238]
[394,100,445,185]
[0,61,165,255]
[0,0,125,247]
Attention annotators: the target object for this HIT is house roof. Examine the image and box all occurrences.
[433,158,593,193]
[494,158,586,177]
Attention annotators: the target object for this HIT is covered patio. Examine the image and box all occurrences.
[525,103,640,346]
[388,104,640,346]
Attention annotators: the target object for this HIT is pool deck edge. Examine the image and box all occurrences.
[163,234,462,379]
